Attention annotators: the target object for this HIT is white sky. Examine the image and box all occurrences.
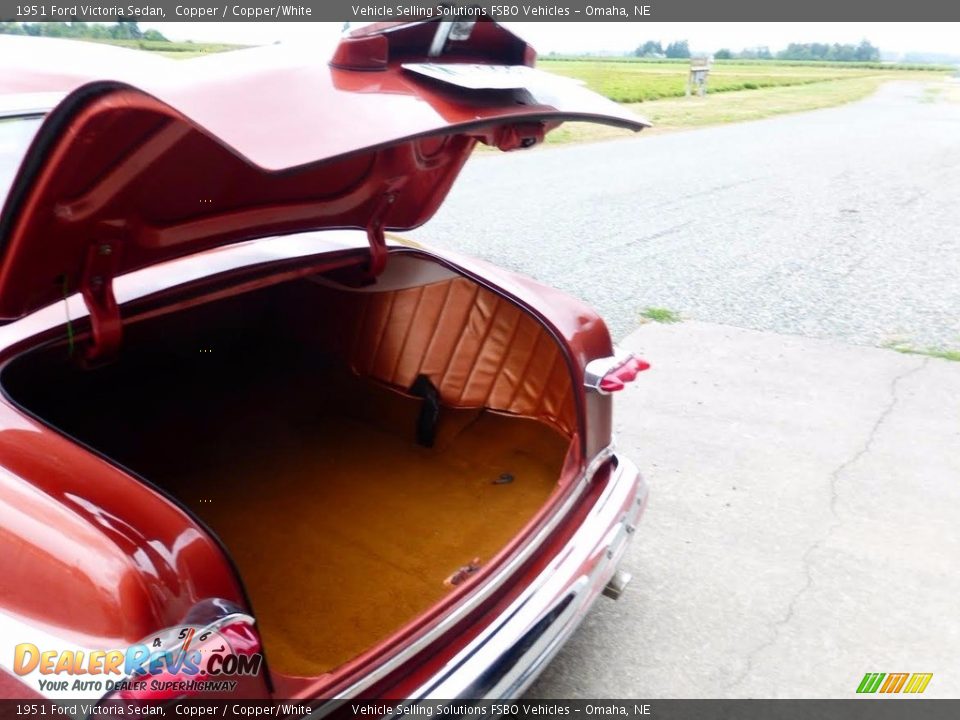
[138,22,960,56]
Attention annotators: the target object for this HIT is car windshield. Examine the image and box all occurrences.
[0,116,43,208]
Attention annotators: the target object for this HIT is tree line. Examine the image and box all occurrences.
[0,21,167,41]
[635,39,881,62]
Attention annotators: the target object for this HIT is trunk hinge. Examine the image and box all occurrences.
[366,219,388,278]
[79,241,122,364]
[364,189,399,279]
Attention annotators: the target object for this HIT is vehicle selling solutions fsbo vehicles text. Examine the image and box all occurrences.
[351,5,652,18]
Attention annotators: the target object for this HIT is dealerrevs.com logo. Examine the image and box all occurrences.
[857,672,934,694]
[13,625,263,696]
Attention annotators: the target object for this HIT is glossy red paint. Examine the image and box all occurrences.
[342,20,532,69]
[0,668,43,699]
[0,398,246,648]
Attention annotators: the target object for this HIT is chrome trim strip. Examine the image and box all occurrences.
[583,345,634,395]
[95,612,257,704]
[428,21,454,57]
[427,20,475,56]
[0,92,61,118]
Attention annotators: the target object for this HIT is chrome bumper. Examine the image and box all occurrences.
[408,454,647,702]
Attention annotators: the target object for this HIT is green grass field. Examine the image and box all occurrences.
[537,58,953,144]
[539,58,951,103]
[88,38,246,59]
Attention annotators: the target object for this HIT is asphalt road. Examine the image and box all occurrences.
[412,81,960,352]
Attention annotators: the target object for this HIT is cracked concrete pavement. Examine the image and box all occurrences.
[528,321,959,698]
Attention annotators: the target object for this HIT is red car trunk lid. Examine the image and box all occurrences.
[0,20,647,356]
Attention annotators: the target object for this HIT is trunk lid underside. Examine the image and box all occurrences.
[0,19,647,324]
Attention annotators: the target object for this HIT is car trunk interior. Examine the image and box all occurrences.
[1,257,578,678]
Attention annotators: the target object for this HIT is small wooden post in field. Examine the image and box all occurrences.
[686,57,711,97]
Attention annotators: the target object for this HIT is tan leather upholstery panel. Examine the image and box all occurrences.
[290,278,576,436]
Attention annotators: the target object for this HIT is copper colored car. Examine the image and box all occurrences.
[0,20,649,705]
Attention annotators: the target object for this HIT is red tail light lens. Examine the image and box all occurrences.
[585,350,651,394]
[598,356,650,392]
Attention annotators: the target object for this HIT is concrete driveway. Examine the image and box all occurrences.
[529,321,959,698]
[411,81,960,698]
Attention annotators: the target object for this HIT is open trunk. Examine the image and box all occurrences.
[1,255,578,678]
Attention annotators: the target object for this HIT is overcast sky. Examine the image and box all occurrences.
[139,22,960,56]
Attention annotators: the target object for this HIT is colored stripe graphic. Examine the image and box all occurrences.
[857,672,933,694]
[904,673,933,694]
[857,673,885,693]
[880,673,909,693]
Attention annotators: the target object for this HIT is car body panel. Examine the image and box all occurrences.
[0,21,647,321]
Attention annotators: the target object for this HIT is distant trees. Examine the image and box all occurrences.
[634,40,662,57]
[634,39,693,59]
[776,40,880,62]
[711,40,880,63]
[664,40,691,59]
[0,21,166,42]
[113,20,143,39]
[738,46,774,60]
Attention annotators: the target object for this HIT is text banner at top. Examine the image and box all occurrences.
[2,1,960,22]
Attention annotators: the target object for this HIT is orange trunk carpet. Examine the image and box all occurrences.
[165,385,568,676]
[169,403,566,676]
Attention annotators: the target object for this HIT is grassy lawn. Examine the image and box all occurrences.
[885,342,960,362]
[540,58,950,99]
[544,72,951,145]
[83,38,245,58]
[930,81,960,104]
[640,307,682,324]
[537,58,951,144]
[538,58,896,103]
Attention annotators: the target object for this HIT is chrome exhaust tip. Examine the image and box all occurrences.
[602,569,632,600]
